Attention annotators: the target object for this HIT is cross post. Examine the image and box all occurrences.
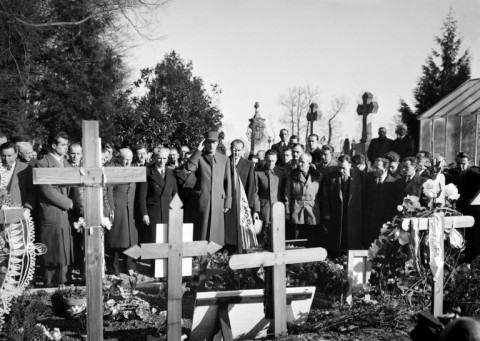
[33,121,146,341]
[229,202,327,336]
[306,103,319,136]
[124,195,221,341]
[356,92,378,156]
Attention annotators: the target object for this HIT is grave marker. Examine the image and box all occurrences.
[124,195,221,341]
[356,92,378,156]
[229,202,327,336]
[346,250,372,305]
[33,121,146,341]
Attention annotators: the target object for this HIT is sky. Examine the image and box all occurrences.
[125,0,480,149]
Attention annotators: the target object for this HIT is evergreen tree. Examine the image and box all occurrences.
[399,9,471,150]
[129,51,223,148]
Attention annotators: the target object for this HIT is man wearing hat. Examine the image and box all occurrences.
[185,131,232,249]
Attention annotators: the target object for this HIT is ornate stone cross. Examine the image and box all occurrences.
[356,92,378,156]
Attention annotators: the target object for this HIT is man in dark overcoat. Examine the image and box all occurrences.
[363,157,397,248]
[394,156,427,204]
[224,139,256,253]
[35,132,77,287]
[185,132,232,249]
[321,154,363,254]
[271,129,289,160]
[138,147,178,240]
[392,124,415,160]
[105,148,138,275]
[367,127,392,164]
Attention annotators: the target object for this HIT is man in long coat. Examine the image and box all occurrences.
[394,156,427,204]
[224,139,256,253]
[138,147,178,239]
[35,132,77,287]
[322,154,363,254]
[185,132,232,249]
[105,148,138,275]
[363,157,397,248]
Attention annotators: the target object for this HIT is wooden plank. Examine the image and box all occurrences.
[431,215,445,316]
[33,167,146,185]
[82,121,103,341]
[271,202,287,335]
[167,197,183,341]
[124,241,208,260]
[195,292,313,306]
[218,303,234,341]
[229,247,327,269]
[403,216,474,231]
[346,250,372,305]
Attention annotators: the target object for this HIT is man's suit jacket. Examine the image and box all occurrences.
[7,161,36,209]
[315,158,338,176]
[36,154,74,266]
[321,168,364,251]
[254,166,286,224]
[363,173,397,247]
[185,150,232,247]
[138,164,178,229]
[394,172,427,204]
[310,147,323,164]
[392,135,415,160]
[271,141,288,158]
[367,137,392,163]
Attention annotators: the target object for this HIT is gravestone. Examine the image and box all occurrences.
[356,92,378,156]
[247,102,268,155]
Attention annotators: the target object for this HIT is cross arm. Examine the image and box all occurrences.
[33,167,146,186]
[124,241,209,260]
[229,247,328,270]
[403,216,474,231]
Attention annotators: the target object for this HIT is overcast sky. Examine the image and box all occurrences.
[125,0,480,148]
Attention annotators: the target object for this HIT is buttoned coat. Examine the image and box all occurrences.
[363,173,397,247]
[185,150,232,247]
[394,172,427,204]
[254,166,286,224]
[138,164,178,232]
[285,168,322,225]
[7,161,36,209]
[225,156,256,245]
[321,168,364,251]
[36,154,74,267]
[106,164,138,249]
[392,135,415,160]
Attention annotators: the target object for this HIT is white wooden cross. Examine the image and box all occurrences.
[124,195,221,341]
[229,202,328,336]
[33,121,146,341]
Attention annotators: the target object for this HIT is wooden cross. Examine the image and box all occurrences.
[306,103,319,136]
[33,121,146,341]
[124,194,221,341]
[403,214,474,316]
[229,202,327,336]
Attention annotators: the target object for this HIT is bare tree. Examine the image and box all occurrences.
[278,85,319,143]
[324,96,348,146]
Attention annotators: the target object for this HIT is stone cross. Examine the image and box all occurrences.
[229,202,327,336]
[33,121,146,341]
[356,92,378,156]
[306,103,319,136]
[124,195,221,341]
[247,102,267,155]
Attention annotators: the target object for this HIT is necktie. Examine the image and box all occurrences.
[406,176,411,183]
[6,165,11,171]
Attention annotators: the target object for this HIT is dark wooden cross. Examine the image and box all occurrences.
[124,195,221,341]
[356,92,378,142]
[229,202,327,336]
[33,121,146,341]
[306,102,319,136]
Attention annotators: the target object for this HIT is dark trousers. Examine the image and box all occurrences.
[44,265,69,287]
[106,248,136,275]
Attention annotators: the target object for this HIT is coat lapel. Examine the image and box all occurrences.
[150,165,165,187]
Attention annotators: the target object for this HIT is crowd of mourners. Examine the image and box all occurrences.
[0,122,479,288]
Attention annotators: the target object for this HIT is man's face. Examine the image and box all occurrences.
[397,127,407,136]
[280,130,288,142]
[298,155,310,172]
[292,146,303,160]
[321,150,332,164]
[52,137,68,157]
[19,145,33,162]
[353,161,366,171]
[416,157,427,171]
[169,150,179,163]
[338,160,351,177]
[378,128,387,138]
[389,161,399,173]
[264,154,277,170]
[373,160,386,178]
[308,136,318,150]
[456,157,469,171]
[119,152,133,167]
[257,151,265,160]
[69,146,82,165]
[136,148,147,165]
[204,140,218,154]
[231,143,244,161]
[180,146,190,159]
[1,148,17,167]
[283,150,292,163]
[154,150,169,168]
[101,152,109,166]
[402,160,416,177]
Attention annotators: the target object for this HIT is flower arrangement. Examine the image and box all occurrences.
[368,182,464,309]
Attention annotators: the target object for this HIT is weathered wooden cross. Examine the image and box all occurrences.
[33,121,146,341]
[124,195,221,341]
[356,91,378,156]
[229,202,328,336]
